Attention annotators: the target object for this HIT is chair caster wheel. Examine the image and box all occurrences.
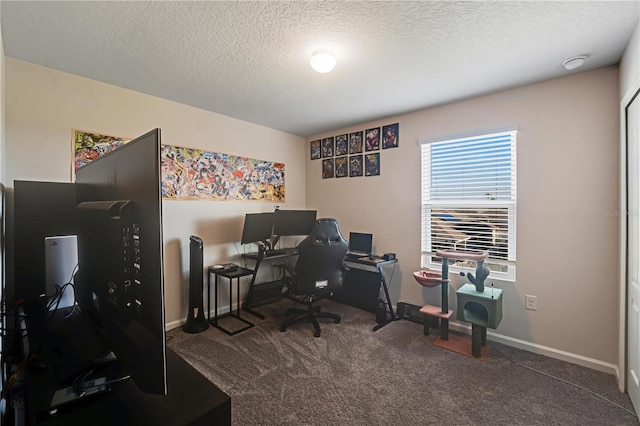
[335,318,341,324]
[280,327,286,332]
[314,331,321,338]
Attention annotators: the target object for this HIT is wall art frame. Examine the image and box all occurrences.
[322,137,334,157]
[310,139,321,160]
[349,155,363,177]
[322,158,335,179]
[365,127,380,151]
[365,153,380,176]
[349,131,363,154]
[335,134,348,156]
[335,156,348,178]
[382,123,399,149]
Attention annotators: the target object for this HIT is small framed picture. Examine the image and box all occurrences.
[310,140,321,160]
[335,156,348,178]
[349,155,363,177]
[335,134,348,156]
[322,158,334,179]
[365,153,380,176]
[322,137,334,158]
[349,131,363,154]
[382,123,399,149]
[365,127,380,151]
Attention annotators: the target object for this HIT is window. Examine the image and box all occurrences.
[420,129,517,281]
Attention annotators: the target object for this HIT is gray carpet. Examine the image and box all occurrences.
[167,299,639,425]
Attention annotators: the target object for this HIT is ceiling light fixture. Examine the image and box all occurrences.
[310,51,336,73]
[562,55,588,71]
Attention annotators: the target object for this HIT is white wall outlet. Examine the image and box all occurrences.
[525,295,538,311]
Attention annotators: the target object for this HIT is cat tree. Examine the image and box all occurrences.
[413,250,503,358]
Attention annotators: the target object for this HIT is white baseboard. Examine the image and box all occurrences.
[165,304,235,332]
[165,318,184,331]
[448,321,619,376]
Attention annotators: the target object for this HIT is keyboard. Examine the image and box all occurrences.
[346,251,369,259]
[243,248,297,259]
[264,248,297,257]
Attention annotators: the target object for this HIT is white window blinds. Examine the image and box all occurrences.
[420,130,517,280]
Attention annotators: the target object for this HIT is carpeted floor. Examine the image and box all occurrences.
[167,299,639,425]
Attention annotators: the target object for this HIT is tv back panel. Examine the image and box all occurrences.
[75,128,167,395]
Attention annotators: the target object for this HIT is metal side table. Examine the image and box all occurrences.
[207,265,255,335]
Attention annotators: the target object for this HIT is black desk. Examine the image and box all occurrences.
[342,256,399,331]
[242,248,298,319]
[240,249,398,331]
[207,265,255,335]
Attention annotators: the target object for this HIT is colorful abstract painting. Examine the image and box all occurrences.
[161,145,284,201]
[73,130,285,202]
[74,130,131,171]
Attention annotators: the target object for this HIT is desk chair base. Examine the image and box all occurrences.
[280,300,341,338]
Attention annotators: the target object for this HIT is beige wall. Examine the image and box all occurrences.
[4,58,307,328]
[307,67,620,369]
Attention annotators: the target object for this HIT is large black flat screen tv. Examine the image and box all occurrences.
[74,128,167,395]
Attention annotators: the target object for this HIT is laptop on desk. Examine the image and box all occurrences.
[346,232,373,259]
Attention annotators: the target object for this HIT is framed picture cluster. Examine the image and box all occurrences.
[310,123,399,179]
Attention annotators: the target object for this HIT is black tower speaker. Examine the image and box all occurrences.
[183,236,209,333]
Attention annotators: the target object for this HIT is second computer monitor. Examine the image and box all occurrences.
[349,232,373,254]
[240,212,275,245]
[272,210,317,237]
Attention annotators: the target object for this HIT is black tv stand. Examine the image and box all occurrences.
[24,349,231,425]
[20,307,231,425]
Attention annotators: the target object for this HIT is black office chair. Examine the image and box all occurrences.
[278,218,348,337]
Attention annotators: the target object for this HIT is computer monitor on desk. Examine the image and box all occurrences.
[241,212,275,248]
[272,210,317,237]
[347,232,373,258]
[240,210,316,253]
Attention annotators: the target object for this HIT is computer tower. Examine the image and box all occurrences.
[183,236,209,333]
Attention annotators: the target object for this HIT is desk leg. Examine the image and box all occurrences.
[372,264,398,332]
[242,258,265,320]
[236,278,242,318]
[207,270,211,323]
[214,274,219,326]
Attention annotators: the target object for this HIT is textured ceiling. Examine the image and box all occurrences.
[1,1,639,137]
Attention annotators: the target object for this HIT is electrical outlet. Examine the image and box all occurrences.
[525,295,538,311]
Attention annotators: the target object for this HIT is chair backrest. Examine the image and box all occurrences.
[293,218,348,296]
